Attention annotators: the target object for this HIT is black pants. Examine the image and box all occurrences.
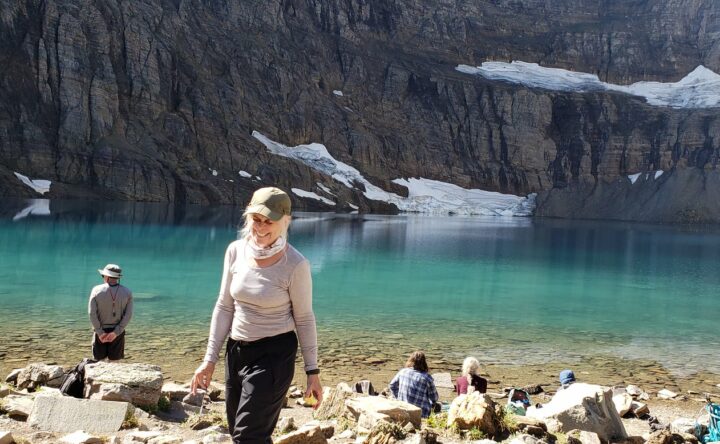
[225,331,297,444]
[92,328,125,361]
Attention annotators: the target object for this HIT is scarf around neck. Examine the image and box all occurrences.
[245,235,287,259]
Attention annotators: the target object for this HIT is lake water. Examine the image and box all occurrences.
[0,199,718,384]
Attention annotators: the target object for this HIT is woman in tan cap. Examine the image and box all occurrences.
[191,187,322,443]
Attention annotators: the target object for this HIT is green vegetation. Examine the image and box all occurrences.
[156,395,171,412]
[498,408,519,434]
[121,409,140,429]
[425,412,448,430]
[552,432,569,444]
[466,427,485,440]
[371,422,406,440]
[184,411,228,430]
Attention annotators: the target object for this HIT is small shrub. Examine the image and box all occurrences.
[121,409,139,429]
[425,412,448,429]
[497,405,520,434]
[184,411,228,430]
[466,427,485,440]
[156,395,171,412]
[369,422,406,440]
[552,432,569,444]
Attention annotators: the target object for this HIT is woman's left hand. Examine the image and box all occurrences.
[305,374,323,410]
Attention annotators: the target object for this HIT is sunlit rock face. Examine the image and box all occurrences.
[0,0,719,221]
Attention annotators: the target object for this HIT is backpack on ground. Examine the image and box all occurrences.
[59,358,96,398]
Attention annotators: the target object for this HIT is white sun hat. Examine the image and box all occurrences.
[98,264,123,278]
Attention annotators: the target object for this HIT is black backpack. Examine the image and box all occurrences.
[59,358,96,398]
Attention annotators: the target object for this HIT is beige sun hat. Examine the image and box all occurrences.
[98,264,123,278]
[244,187,292,221]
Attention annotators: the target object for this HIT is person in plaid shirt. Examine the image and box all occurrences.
[389,351,439,418]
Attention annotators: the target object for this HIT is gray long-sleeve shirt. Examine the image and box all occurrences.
[88,283,133,336]
[203,239,318,372]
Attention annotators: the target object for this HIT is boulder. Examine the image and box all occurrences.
[345,396,422,429]
[147,437,183,444]
[202,434,231,444]
[206,382,224,401]
[358,410,393,434]
[447,392,502,438]
[658,389,678,400]
[366,421,408,444]
[670,418,697,435]
[182,390,206,407]
[613,392,633,416]
[630,401,649,417]
[566,429,602,444]
[84,362,163,407]
[626,385,644,397]
[274,424,328,444]
[27,395,133,433]
[15,363,64,390]
[614,438,646,444]
[512,415,548,435]
[0,431,13,444]
[276,416,295,434]
[161,382,191,401]
[123,431,163,443]
[3,394,34,419]
[508,434,543,444]
[526,383,627,442]
[60,430,104,444]
[313,383,356,420]
[4,369,21,384]
[646,429,693,444]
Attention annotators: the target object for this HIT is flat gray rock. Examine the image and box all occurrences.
[431,372,454,389]
[27,395,133,433]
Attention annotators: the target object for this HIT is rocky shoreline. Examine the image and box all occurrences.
[1,359,718,444]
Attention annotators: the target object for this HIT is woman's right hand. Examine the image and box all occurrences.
[191,361,216,394]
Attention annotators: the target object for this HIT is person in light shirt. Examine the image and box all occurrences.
[88,263,133,361]
[191,187,322,444]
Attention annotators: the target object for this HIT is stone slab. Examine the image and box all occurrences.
[27,395,132,433]
[0,431,13,444]
[431,372,453,389]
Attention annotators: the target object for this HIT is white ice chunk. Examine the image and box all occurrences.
[238,170,252,178]
[333,90,344,96]
[291,188,336,206]
[628,173,642,184]
[316,183,334,195]
[211,169,218,176]
[253,131,535,216]
[654,170,664,179]
[457,61,720,109]
[13,172,51,195]
[13,199,51,221]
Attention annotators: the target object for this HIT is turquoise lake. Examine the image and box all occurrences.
[0,199,718,379]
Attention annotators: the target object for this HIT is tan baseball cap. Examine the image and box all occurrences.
[244,187,291,221]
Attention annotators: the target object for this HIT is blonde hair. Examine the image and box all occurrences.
[240,213,291,240]
[462,356,480,377]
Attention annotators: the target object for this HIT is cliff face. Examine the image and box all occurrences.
[1,0,719,220]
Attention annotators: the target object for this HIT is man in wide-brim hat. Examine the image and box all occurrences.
[88,264,134,360]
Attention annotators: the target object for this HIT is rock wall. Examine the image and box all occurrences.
[1,0,719,220]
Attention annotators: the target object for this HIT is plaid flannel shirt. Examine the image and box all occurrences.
[389,368,438,418]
